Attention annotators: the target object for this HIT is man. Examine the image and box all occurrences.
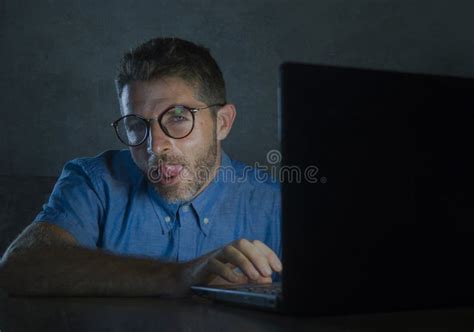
[0,37,282,296]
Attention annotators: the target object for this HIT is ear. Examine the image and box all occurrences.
[216,104,236,141]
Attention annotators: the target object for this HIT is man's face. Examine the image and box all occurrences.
[120,77,222,203]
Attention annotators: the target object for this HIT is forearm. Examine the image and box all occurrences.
[0,245,187,297]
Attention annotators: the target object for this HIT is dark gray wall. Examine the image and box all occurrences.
[1,0,473,176]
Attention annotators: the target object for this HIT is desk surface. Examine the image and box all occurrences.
[2,293,474,332]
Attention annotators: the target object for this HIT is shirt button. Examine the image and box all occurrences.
[182,205,189,212]
[164,216,171,223]
[203,217,209,225]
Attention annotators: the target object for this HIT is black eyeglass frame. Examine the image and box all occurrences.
[111,103,226,146]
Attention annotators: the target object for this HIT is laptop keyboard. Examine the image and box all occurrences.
[233,283,282,295]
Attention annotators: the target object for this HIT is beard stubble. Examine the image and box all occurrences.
[147,131,218,203]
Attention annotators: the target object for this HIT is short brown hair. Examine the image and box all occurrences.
[116,37,226,106]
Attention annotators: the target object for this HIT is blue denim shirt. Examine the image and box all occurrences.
[34,150,281,263]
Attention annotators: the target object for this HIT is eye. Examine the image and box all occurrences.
[163,107,192,126]
[127,123,141,131]
[124,117,146,132]
[171,114,187,122]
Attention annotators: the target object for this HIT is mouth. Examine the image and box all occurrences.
[157,164,184,186]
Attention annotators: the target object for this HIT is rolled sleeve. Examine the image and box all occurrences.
[34,159,104,249]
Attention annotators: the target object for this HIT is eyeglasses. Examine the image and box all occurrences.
[111,103,225,146]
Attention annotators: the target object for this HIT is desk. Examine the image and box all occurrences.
[2,293,474,332]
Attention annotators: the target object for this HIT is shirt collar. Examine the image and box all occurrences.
[147,181,180,235]
[190,150,233,236]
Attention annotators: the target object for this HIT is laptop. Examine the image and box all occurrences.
[191,63,474,315]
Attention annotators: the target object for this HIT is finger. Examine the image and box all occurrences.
[252,240,283,272]
[249,276,272,284]
[208,274,247,286]
[232,239,273,277]
[217,245,261,280]
[207,258,245,283]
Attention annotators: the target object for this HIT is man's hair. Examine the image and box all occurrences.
[116,37,226,107]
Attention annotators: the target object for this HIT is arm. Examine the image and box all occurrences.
[0,222,282,296]
[0,222,186,296]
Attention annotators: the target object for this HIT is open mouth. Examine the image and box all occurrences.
[159,164,184,185]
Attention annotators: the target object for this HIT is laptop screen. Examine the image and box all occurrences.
[280,63,474,314]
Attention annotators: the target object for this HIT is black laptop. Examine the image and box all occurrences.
[191,63,474,315]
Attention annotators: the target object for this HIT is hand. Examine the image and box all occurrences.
[184,239,282,286]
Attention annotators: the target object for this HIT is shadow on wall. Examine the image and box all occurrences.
[0,176,57,256]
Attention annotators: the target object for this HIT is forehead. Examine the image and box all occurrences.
[120,77,200,115]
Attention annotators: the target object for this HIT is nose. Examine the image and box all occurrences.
[147,121,172,155]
